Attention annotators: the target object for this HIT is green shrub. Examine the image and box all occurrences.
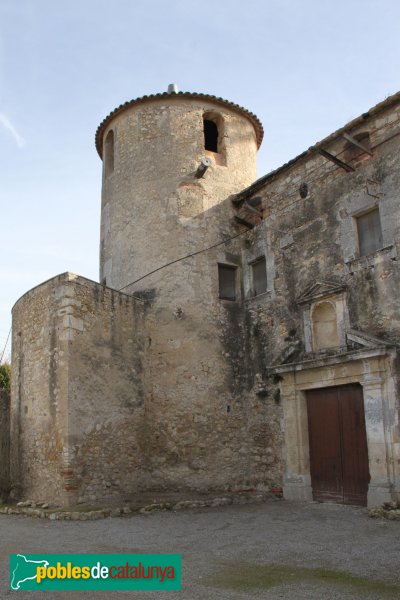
[0,363,11,393]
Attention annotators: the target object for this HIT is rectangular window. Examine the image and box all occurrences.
[356,208,383,256]
[251,256,267,296]
[218,264,237,300]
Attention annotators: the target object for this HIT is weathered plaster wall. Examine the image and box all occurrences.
[228,97,400,504]
[11,273,146,506]
[0,390,10,497]
[234,99,400,371]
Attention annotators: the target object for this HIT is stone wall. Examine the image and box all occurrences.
[120,250,283,495]
[98,92,282,496]
[0,389,10,498]
[230,95,400,375]
[11,273,146,506]
[11,267,283,505]
[11,275,70,504]
[66,277,147,504]
[10,92,400,507]
[118,182,283,494]
[97,94,400,500]
[225,94,400,504]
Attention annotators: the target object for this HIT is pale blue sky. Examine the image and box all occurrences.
[1,0,399,359]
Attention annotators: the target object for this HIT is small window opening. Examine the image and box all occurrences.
[356,208,383,256]
[204,119,219,152]
[251,257,267,296]
[218,264,237,300]
[104,130,115,176]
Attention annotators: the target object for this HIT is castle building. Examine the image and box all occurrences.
[7,87,400,508]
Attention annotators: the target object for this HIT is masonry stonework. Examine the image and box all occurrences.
[10,88,400,508]
[231,93,400,506]
[0,390,10,498]
[11,273,146,506]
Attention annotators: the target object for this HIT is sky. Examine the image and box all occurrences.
[0,0,399,361]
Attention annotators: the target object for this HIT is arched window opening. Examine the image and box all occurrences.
[204,118,219,153]
[312,301,339,351]
[104,130,115,177]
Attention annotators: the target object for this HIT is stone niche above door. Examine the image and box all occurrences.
[297,280,349,354]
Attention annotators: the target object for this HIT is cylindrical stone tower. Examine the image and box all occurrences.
[95,89,265,494]
[96,88,263,291]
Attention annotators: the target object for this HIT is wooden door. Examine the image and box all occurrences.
[306,384,370,506]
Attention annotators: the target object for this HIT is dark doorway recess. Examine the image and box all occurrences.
[204,119,218,152]
[306,384,370,506]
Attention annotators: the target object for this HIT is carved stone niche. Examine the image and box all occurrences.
[297,280,349,353]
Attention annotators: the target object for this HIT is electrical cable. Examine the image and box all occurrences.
[118,127,400,292]
[0,327,11,364]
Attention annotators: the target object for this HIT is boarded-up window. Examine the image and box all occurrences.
[251,257,267,296]
[356,208,382,256]
[104,130,115,177]
[218,264,237,300]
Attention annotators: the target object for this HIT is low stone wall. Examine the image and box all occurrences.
[11,273,146,507]
[0,489,281,520]
[0,389,10,497]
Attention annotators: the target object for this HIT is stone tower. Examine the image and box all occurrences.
[94,89,265,494]
[10,88,267,507]
[96,88,263,292]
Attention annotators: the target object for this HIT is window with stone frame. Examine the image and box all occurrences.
[218,264,237,300]
[356,207,383,257]
[250,256,267,296]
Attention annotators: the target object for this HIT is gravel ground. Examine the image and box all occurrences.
[1,498,399,599]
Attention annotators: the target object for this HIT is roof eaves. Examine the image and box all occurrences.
[95,91,264,157]
[232,90,400,205]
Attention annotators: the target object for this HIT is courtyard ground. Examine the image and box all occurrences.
[0,498,399,599]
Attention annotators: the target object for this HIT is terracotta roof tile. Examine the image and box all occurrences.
[95,91,264,157]
[232,90,400,203]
